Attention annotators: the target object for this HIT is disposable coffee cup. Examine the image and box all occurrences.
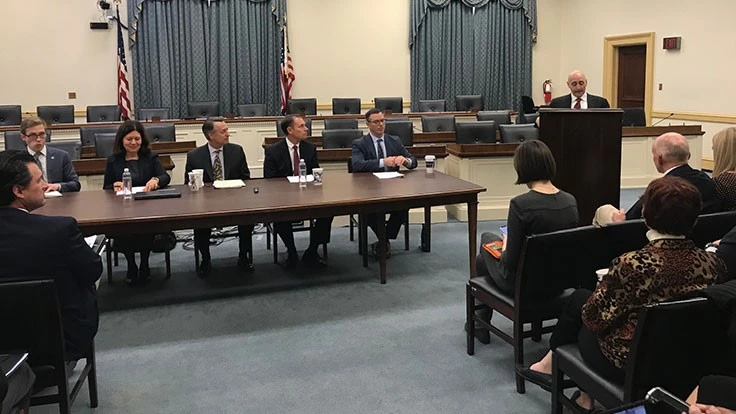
[192,169,204,188]
[312,168,324,185]
[595,268,608,283]
[188,172,199,192]
[425,155,436,174]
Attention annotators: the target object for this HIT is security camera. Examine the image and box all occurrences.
[98,0,111,10]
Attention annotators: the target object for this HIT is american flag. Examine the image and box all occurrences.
[116,6,132,120]
[279,22,294,114]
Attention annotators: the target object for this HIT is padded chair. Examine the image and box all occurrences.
[323,118,358,130]
[0,105,22,126]
[0,279,98,414]
[287,98,317,115]
[454,121,497,144]
[187,101,220,118]
[517,112,539,125]
[417,100,446,112]
[374,97,403,114]
[499,124,539,143]
[143,123,176,142]
[86,105,121,123]
[455,95,484,112]
[276,118,312,137]
[137,107,170,121]
[237,104,267,117]
[689,211,736,248]
[37,105,75,124]
[477,110,512,125]
[521,95,539,114]
[322,129,363,149]
[79,125,118,147]
[622,107,646,126]
[332,98,361,115]
[421,115,455,132]
[46,141,81,160]
[94,133,117,158]
[384,120,413,146]
[4,131,26,150]
[551,298,728,413]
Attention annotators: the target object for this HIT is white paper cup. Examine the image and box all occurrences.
[192,169,204,188]
[595,268,608,283]
[312,168,324,185]
[188,172,199,191]
[424,155,436,174]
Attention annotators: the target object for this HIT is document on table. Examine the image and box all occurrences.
[116,186,146,196]
[373,172,404,179]
[287,175,314,183]
[213,179,245,189]
[44,191,62,198]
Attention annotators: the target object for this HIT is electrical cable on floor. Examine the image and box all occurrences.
[176,223,266,251]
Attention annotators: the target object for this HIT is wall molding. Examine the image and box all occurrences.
[651,110,736,124]
[602,32,655,126]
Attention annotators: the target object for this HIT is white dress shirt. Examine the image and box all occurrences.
[207,143,225,174]
[570,92,589,109]
[27,145,47,180]
[369,133,388,169]
[286,138,301,175]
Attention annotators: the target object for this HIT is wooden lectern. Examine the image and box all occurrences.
[539,108,624,224]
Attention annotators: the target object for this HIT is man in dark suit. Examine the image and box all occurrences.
[594,132,722,225]
[549,70,610,109]
[264,115,333,269]
[184,118,254,277]
[0,150,102,360]
[352,108,417,257]
[20,116,80,192]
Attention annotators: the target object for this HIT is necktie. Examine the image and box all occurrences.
[376,139,385,159]
[574,98,582,109]
[292,145,300,176]
[33,152,44,180]
[213,149,223,181]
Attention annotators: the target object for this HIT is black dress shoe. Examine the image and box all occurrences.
[282,254,298,270]
[137,266,151,285]
[238,256,255,272]
[302,251,327,268]
[125,266,138,286]
[516,366,553,392]
[197,257,211,278]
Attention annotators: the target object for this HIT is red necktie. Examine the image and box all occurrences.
[574,98,582,109]
[292,145,300,176]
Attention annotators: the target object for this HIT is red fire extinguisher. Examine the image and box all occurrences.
[543,80,552,104]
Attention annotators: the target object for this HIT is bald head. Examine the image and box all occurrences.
[566,70,588,98]
[652,132,690,172]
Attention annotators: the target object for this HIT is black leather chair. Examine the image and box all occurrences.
[323,118,358,130]
[187,101,220,118]
[521,96,539,114]
[94,133,117,158]
[0,105,22,126]
[622,107,646,127]
[137,108,170,121]
[4,132,26,150]
[454,121,497,144]
[143,123,176,142]
[499,124,539,143]
[236,104,267,117]
[374,97,403,114]
[551,298,728,413]
[46,141,81,161]
[0,279,98,414]
[276,118,312,137]
[517,112,539,124]
[86,105,121,123]
[37,105,75,124]
[322,129,362,149]
[455,95,484,111]
[689,211,736,248]
[417,100,446,112]
[477,110,512,125]
[79,125,118,147]
[332,98,361,115]
[287,98,317,115]
[421,115,455,132]
[385,120,413,146]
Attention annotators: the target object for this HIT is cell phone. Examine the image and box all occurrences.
[500,226,507,236]
[607,388,689,414]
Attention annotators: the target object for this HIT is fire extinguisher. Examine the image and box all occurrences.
[543,80,552,104]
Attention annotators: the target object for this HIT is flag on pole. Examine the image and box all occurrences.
[117,6,132,120]
[279,20,294,115]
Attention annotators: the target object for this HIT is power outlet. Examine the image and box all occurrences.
[658,83,663,91]
[68,91,77,99]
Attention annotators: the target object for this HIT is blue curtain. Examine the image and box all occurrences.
[410,0,537,111]
[128,0,284,118]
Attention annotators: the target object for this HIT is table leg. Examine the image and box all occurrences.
[423,206,431,252]
[468,200,478,279]
[378,212,387,284]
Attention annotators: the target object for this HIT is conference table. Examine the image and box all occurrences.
[35,170,485,284]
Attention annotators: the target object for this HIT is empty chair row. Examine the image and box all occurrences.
[0,105,122,125]
[455,122,538,144]
[420,111,537,132]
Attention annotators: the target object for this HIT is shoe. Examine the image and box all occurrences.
[516,366,553,392]
[197,257,211,278]
[282,253,298,270]
[302,251,327,268]
[137,266,151,285]
[569,390,597,413]
[371,241,392,260]
[238,256,255,272]
[125,265,138,286]
[464,322,491,344]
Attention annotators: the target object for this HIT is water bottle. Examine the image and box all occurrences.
[122,168,132,200]
[298,159,307,188]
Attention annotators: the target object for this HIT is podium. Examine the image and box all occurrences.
[539,108,623,224]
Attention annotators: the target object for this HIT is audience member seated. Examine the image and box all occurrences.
[103,121,171,285]
[0,361,35,414]
[712,127,736,210]
[594,132,722,226]
[687,375,736,414]
[0,149,102,360]
[711,225,736,281]
[519,177,726,411]
[264,115,333,269]
[19,116,80,192]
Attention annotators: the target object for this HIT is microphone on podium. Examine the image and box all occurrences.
[651,112,674,127]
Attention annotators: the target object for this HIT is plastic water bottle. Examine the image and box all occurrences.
[298,159,307,188]
[122,168,132,200]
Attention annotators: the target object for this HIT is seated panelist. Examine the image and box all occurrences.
[20,116,80,192]
[103,120,171,285]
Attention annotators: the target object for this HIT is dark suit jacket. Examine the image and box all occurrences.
[184,142,250,183]
[46,146,80,192]
[102,151,171,190]
[626,164,723,219]
[263,138,319,178]
[549,93,610,109]
[351,134,417,172]
[717,227,736,281]
[0,207,102,358]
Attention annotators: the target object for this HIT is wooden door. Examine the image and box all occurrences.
[617,45,646,108]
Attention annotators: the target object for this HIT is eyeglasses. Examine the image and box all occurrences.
[368,119,386,125]
[23,132,47,140]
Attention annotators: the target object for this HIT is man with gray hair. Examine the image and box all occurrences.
[594,132,722,225]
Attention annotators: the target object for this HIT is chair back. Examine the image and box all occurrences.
[4,131,26,150]
[287,98,317,115]
[521,96,537,114]
[421,115,455,132]
[276,118,312,137]
[455,95,484,111]
[332,98,361,115]
[37,105,75,124]
[94,133,117,158]
[324,118,358,130]
[690,211,736,248]
[455,121,496,144]
[143,123,176,142]
[47,141,81,161]
[385,120,413,146]
[596,219,649,265]
[517,112,539,124]
[86,105,121,123]
[0,105,21,126]
[80,125,118,147]
[418,100,446,112]
[622,108,646,127]
[187,101,220,118]
[137,107,170,121]
[477,110,511,125]
[500,124,539,143]
[236,104,266,117]
[322,129,363,149]
[374,97,403,114]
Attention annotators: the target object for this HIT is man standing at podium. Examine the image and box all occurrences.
[549,70,610,109]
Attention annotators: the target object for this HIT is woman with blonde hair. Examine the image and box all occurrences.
[713,127,736,210]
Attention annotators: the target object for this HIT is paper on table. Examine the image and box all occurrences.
[116,186,146,196]
[213,179,245,189]
[84,236,98,248]
[44,191,62,198]
[286,175,314,184]
[373,172,404,179]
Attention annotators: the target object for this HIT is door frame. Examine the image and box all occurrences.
[603,32,655,125]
